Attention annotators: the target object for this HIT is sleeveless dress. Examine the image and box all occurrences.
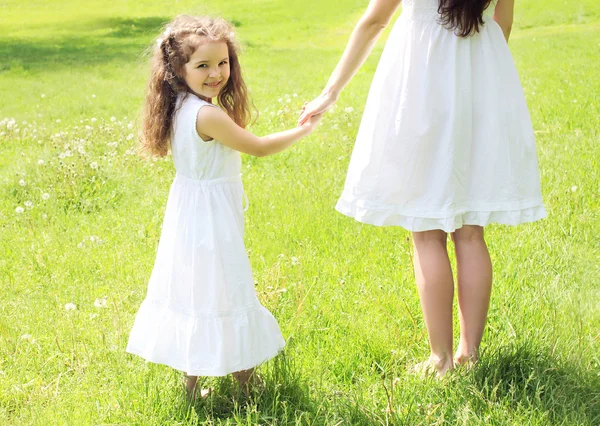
[336,0,546,232]
[127,94,285,376]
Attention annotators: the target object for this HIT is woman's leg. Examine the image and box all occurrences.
[451,225,492,365]
[412,230,454,375]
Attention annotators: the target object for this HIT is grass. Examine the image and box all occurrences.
[1,0,599,424]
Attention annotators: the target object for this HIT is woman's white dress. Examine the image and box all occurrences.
[336,0,546,232]
[127,94,285,376]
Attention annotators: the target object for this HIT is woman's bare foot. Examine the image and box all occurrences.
[410,355,453,378]
[454,352,478,370]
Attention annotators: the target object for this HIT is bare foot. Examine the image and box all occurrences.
[410,356,453,378]
[232,368,262,396]
[183,374,213,401]
[454,353,478,370]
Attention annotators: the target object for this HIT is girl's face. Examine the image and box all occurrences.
[183,40,230,101]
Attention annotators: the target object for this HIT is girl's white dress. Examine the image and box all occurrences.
[127,95,285,376]
[336,0,546,232]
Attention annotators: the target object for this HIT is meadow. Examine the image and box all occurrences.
[1,0,599,424]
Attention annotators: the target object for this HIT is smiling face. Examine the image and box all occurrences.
[183,39,230,101]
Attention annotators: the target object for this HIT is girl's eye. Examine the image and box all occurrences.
[197,64,208,68]
[219,61,228,66]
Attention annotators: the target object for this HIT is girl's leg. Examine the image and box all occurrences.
[183,373,198,398]
[451,225,492,365]
[412,230,454,375]
[232,368,255,395]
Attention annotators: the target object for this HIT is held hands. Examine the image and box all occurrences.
[299,111,324,133]
[298,92,337,126]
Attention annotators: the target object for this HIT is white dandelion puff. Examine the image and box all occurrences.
[344,107,354,113]
[91,118,97,123]
[15,206,24,214]
[41,94,46,98]
[24,201,33,208]
[37,159,45,165]
[90,162,98,170]
[42,193,50,200]
[126,134,134,141]
[64,303,77,311]
[110,117,116,122]
[571,185,578,192]
[94,297,108,308]
[291,257,300,266]
[18,179,25,186]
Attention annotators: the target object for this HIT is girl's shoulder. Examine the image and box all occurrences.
[178,93,218,114]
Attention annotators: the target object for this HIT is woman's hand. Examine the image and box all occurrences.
[298,93,337,125]
[299,111,324,133]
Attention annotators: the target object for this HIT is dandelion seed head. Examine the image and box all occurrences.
[64,303,77,311]
[94,297,108,308]
[15,206,24,214]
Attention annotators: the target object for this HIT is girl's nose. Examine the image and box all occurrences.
[209,68,220,78]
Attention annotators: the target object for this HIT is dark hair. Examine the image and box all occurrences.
[438,0,493,37]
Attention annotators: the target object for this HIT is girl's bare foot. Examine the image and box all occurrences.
[232,368,262,396]
[183,374,213,401]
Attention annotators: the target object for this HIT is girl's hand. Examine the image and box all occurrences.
[299,112,324,133]
[298,93,336,126]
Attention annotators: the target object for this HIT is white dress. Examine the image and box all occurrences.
[127,94,285,376]
[336,0,546,232]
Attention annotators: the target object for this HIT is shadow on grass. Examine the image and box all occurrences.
[0,17,169,73]
[470,343,600,425]
[170,351,324,423]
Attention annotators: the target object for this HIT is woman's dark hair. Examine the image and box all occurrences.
[438,0,493,37]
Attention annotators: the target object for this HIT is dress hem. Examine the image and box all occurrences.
[336,196,546,232]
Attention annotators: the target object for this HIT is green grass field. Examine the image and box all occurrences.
[1,0,599,424]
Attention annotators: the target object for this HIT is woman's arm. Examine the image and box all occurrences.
[299,0,402,124]
[197,106,321,157]
[493,0,515,42]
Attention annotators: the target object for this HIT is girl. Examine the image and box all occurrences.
[299,0,545,376]
[126,15,322,397]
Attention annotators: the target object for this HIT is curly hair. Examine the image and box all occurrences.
[438,0,493,37]
[140,15,254,157]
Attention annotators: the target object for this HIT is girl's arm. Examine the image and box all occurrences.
[298,0,402,125]
[493,0,515,42]
[197,106,321,157]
